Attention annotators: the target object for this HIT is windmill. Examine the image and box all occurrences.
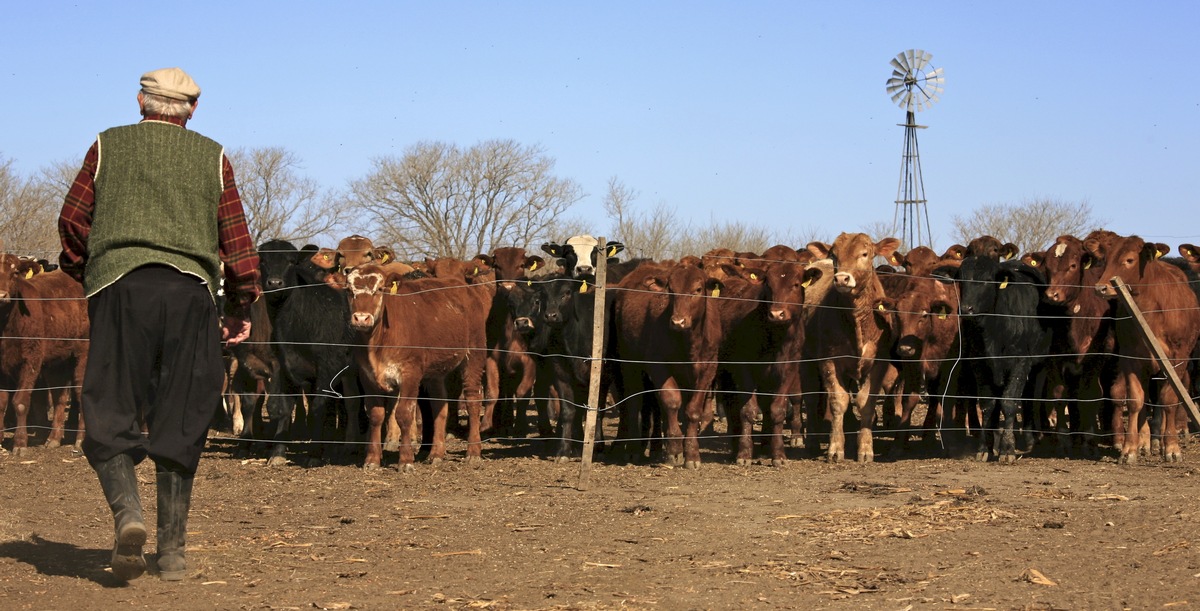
[886,49,944,249]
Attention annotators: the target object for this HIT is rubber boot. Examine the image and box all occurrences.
[155,468,194,581]
[94,454,147,581]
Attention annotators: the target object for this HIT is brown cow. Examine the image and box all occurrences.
[609,258,744,467]
[341,263,490,470]
[474,247,546,436]
[0,256,89,454]
[719,246,821,465]
[1022,235,1115,457]
[1090,235,1199,463]
[806,233,900,462]
[879,273,961,456]
[966,236,1019,261]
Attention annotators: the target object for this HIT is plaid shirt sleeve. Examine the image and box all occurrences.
[57,141,99,283]
[218,154,262,316]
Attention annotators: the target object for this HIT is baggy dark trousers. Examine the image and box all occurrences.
[81,265,223,474]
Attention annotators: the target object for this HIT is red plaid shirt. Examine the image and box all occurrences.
[58,115,261,315]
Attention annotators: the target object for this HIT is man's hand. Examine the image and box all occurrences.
[221,316,251,346]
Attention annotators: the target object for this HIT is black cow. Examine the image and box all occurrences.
[939,256,1053,462]
[262,251,362,467]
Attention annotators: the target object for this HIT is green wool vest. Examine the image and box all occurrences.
[88,121,225,299]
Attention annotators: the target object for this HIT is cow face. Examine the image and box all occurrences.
[335,234,378,271]
[820,233,900,294]
[665,263,720,331]
[485,247,545,290]
[0,253,38,304]
[344,264,397,331]
[966,235,1019,261]
[506,281,545,335]
[538,274,579,328]
[892,277,958,360]
[257,239,300,294]
[1023,236,1098,305]
[1094,235,1158,298]
[541,235,625,280]
[764,263,822,325]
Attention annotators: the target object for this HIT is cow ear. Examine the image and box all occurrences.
[707,277,723,298]
[1081,253,1095,270]
[1141,242,1161,262]
[312,248,338,270]
[802,267,823,287]
[806,241,832,260]
[526,255,544,272]
[474,254,493,268]
[1179,243,1200,265]
[888,251,904,266]
[605,241,625,257]
[1153,243,1170,259]
[943,244,967,260]
[931,265,958,283]
[1000,243,1020,261]
[385,271,406,294]
[875,237,901,259]
[541,243,563,257]
[1021,252,1043,268]
[643,276,667,292]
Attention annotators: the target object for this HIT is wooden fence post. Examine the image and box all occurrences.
[577,237,608,490]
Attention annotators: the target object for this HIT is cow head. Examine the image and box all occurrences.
[506,280,545,335]
[344,263,401,331]
[891,276,958,360]
[763,262,822,325]
[1093,235,1158,298]
[0,253,40,304]
[966,235,1020,261]
[809,233,900,295]
[334,234,379,271]
[1022,235,1098,305]
[663,262,722,331]
[481,247,546,290]
[257,239,300,295]
[541,235,625,280]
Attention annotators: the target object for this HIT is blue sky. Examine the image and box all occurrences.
[3,1,1198,252]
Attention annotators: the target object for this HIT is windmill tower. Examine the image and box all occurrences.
[886,49,944,249]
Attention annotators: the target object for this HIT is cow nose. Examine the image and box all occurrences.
[768,308,788,323]
[514,317,534,332]
[0,290,8,302]
[575,265,594,277]
[1045,288,1061,302]
[670,316,690,330]
[896,342,917,358]
[266,278,285,290]
[833,272,855,289]
[351,312,374,328]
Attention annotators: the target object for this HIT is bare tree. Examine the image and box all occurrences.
[228,147,349,245]
[0,155,67,258]
[951,197,1105,254]
[346,140,583,259]
[602,177,679,260]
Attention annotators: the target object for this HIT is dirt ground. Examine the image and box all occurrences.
[1,416,1199,611]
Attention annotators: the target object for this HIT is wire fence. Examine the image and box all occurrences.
[2,258,1199,459]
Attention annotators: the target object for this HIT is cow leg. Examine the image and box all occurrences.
[658,378,685,466]
[682,390,707,469]
[764,393,789,467]
[461,359,485,463]
[45,385,70,449]
[1112,372,1146,465]
[362,401,386,469]
[728,391,755,466]
[822,368,850,463]
[614,367,648,464]
[1161,368,1187,462]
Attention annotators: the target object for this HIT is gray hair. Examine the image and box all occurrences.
[140,92,195,119]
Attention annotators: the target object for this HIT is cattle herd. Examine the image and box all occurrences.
[3,230,1200,471]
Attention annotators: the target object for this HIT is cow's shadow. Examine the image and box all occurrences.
[0,535,131,587]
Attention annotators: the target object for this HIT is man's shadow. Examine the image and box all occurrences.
[0,535,134,587]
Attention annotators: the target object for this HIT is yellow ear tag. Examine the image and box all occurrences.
[1083,259,1092,269]
[381,253,391,263]
[526,280,532,287]
[937,312,948,320]
[711,287,720,297]
[473,266,479,275]
[877,303,885,312]
[801,277,812,287]
[999,279,1009,289]
[1029,259,1037,266]
[529,261,539,271]
[24,268,33,279]
[389,281,398,294]
[579,280,588,293]
[750,273,758,281]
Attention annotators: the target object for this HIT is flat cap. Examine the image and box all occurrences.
[139,67,200,101]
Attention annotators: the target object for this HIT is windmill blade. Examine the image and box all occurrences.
[926,66,944,79]
[887,82,907,96]
[891,68,908,81]
[890,56,907,73]
[916,50,933,70]
[906,49,920,72]
[891,90,910,107]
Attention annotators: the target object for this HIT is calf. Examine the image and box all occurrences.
[263,252,361,467]
[0,256,89,454]
[806,233,900,462]
[342,263,490,470]
[1091,235,1200,463]
[1022,235,1116,457]
[946,256,1052,462]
